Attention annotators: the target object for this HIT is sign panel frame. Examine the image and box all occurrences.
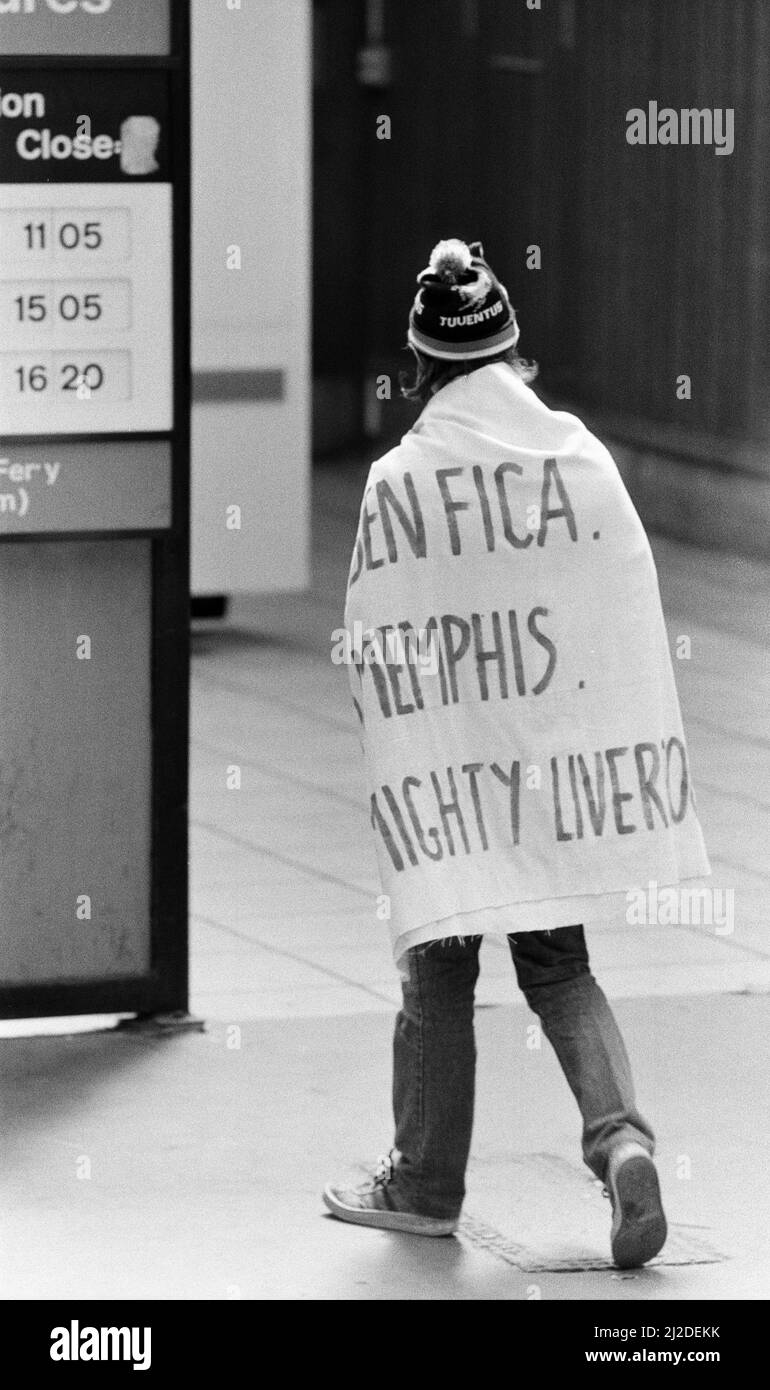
[0,0,190,1019]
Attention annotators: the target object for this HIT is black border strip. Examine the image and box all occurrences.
[147,0,191,1016]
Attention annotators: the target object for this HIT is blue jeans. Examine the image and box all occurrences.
[390,926,654,1220]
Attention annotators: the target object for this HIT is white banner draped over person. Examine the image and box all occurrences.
[343,362,711,965]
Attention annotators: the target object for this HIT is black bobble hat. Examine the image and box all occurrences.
[407,238,520,361]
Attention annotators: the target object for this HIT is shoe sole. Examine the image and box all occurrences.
[322,1186,458,1237]
[610,1155,667,1269]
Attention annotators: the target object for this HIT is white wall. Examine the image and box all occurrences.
[191,0,311,594]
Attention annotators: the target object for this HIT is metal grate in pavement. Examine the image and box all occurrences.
[458,1152,726,1273]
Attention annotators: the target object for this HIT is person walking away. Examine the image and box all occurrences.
[323,240,711,1268]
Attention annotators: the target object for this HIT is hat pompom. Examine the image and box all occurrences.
[428,238,473,283]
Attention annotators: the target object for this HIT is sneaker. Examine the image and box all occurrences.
[604,1142,667,1269]
[322,1153,459,1237]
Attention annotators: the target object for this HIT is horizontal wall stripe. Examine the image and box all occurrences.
[192,369,285,403]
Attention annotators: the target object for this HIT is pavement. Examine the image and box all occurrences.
[1,460,769,1301]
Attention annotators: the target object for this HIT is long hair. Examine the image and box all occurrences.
[400,344,538,409]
